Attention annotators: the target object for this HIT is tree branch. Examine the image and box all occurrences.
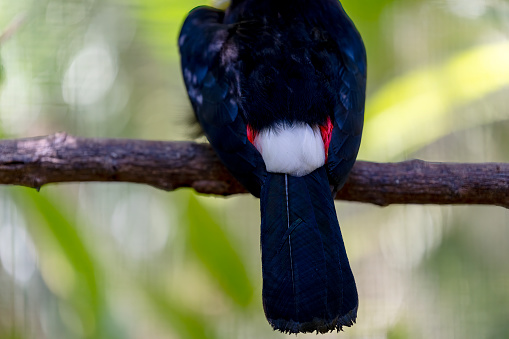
[0,133,507,208]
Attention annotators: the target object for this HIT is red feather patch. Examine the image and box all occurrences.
[320,117,333,162]
[247,124,258,145]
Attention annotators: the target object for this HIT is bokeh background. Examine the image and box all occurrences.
[1,0,509,338]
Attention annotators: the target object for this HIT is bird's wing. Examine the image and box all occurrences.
[179,6,267,196]
[325,11,367,191]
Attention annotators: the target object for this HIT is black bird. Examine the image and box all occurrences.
[179,0,366,334]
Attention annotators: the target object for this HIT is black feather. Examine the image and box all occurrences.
[260,167,357,333]
[179,6,267,196]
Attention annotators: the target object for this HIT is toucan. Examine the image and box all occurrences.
[179,0,366,334]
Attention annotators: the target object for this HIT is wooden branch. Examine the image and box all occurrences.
[0,133,508,208]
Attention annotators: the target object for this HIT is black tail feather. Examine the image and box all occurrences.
[260,167,357,334]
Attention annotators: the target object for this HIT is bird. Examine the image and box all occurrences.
[178,0,366,334]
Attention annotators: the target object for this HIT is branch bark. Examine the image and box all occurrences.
[0,133,508,208]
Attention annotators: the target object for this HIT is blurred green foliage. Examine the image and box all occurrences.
[0,0,508,339]
[363,41,509,160]
[187,195,253,307]
[144,283,219,339]
[14,189,101,337]
[0,60,4,87]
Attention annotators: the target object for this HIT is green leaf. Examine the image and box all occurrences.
[361,41,509,161]
[13,188,101,338]
[144,284,219,339]
[186,195,254,308]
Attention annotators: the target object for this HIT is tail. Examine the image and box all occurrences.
[260,166,358,334]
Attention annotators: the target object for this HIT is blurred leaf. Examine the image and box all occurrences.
[12,188,101,338]
[387,323,412,339]
[145,284,219,339]
[0,333,25,339]
[0,60,3,85]
[342,0,393,21]
[361,41,509,161]
[0,325,25,339]
[127,0,203,61]
[211,0,230,10]
[21,189,99,306]
[186,195,253,307]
